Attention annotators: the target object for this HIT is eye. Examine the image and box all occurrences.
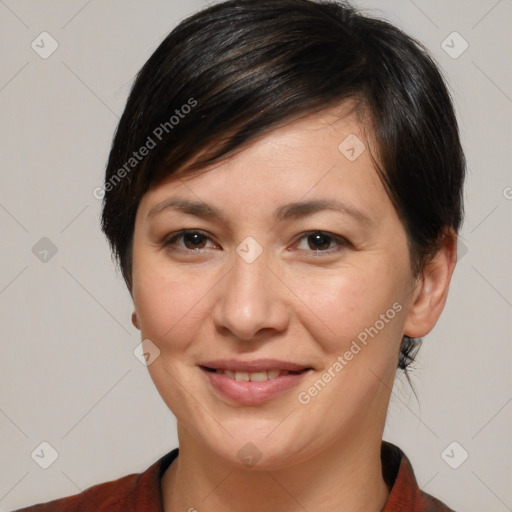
[294,231,350,253]
[163,230,217,251]
[162,229,350,255]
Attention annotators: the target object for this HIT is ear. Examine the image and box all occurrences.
[403,229,457,338]
[131,310,141,330]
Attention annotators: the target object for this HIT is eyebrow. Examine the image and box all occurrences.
[148,198,372,225]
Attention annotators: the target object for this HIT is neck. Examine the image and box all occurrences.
[162,427,390,512]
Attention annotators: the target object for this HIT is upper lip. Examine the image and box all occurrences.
[199,359,311,372]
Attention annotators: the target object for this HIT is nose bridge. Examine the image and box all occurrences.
[212,248,289,340]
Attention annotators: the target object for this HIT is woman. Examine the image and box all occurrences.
[16,0,465,510]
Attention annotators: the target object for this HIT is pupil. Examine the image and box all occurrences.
[309,232,330,251]
[185,232,204,249]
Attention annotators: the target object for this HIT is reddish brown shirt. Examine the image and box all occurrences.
[14,442,456,511]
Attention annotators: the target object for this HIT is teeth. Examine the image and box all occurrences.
[215,369,295,381]
[249,371,268,382]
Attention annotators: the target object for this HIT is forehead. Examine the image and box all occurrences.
[139,104,389,222]
[165,100,374,180]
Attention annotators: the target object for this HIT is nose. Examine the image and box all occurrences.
[211,250,290,342]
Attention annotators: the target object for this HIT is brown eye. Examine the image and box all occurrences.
[307,232,332,251]
[163,230,214,251]
[182,232,207,249]
[295,231,350,254]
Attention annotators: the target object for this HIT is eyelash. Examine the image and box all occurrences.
[162,229,351,255]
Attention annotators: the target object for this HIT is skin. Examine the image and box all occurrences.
[130,103,457,512]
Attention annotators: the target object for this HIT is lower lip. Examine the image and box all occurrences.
[200,367,311,405]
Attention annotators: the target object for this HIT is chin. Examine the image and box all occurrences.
[196,421,317,471]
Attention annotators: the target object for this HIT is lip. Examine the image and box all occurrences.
[199,359,313,405]
[199,358,311,372]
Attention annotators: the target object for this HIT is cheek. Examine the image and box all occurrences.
[131,254,211,349]
[291,266,406,424]
[289,260,406,355]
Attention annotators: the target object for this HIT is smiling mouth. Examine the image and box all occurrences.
[201,366,309,382]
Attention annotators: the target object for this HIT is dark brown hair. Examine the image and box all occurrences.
[101,0,465,370]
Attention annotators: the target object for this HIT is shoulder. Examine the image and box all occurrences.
[12,448,179,512]
[382,442,459,512]
[419,491,458,512]
[14,472,142,512]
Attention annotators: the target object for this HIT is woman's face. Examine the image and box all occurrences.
[131,105,421,469]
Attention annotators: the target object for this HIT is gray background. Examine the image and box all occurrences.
[0,0,510,510]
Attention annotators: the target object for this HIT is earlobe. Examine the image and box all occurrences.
[131,311,140,330]
[403,230,457,339]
